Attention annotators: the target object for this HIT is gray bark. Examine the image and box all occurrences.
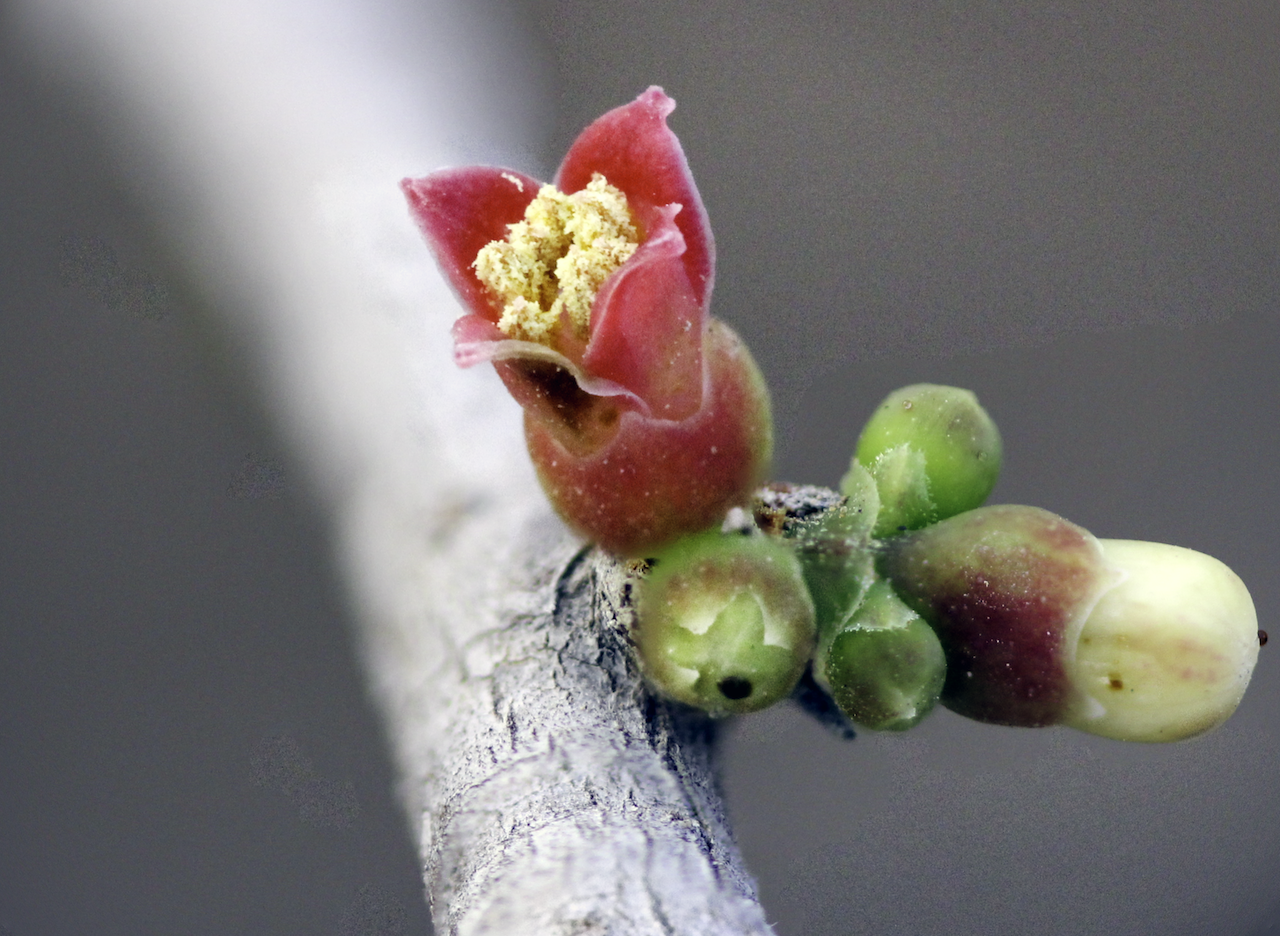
[350,489,772,935]
[16,0,776,931]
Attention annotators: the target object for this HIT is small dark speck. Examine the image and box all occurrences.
[1108,677,1124,691]
[1260,630,1269,647]
[718,676,752,700]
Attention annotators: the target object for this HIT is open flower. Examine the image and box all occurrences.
[402,88,772,555]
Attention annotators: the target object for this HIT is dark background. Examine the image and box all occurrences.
[3,2,1279,934]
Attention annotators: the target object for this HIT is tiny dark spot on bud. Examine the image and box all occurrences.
[1108,677,1124,691]
[718,676,753,700]
[1260,629,1269,647]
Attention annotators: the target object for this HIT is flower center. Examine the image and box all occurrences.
[474,173,638,345]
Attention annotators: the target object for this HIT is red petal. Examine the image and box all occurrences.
[583,204,703,420]
[556,87,715,311]
[401,167,541,322]
[449,313,508,366]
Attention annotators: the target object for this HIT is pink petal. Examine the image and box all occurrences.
[453,314,643,407]
[583,204,703,421]
[556,87,715,311]
[400,167,541,322]
[449,313,509,366]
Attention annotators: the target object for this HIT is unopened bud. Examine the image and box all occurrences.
[878,505,1261,740]
[877,504,1110,727]
[1063,539,1259,742]
[816,580,946,731]
[850,384,1002,537]
[634,531,816,715]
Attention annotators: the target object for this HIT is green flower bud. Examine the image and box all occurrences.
[1062,539,1259,742]
[850,384,1002,537]
[634,531,817,715]
[816,580,946,731]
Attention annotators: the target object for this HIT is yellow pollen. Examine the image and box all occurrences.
[474,173,639,344]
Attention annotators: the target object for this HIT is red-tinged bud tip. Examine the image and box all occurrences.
[877,505,1117,727]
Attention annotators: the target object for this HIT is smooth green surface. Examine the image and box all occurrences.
[853,384,1002,536]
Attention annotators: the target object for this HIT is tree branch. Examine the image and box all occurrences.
[354,494,771,933]
[17,0,776,930]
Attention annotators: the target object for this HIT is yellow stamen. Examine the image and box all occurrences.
[474,173,638,344]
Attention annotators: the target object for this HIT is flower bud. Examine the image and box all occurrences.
[816,580,946,731]
[850,384,1002,537]
[1062,539,1259,742]
[634,531,816,715]
[877,505,1109,727]
[878,505,1261,740]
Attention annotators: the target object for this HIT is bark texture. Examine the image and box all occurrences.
[348,490,774,934]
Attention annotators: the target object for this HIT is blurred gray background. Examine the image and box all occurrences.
[2,1,1278,934]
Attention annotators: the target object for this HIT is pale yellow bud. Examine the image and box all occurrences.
[1063,539,1259,742]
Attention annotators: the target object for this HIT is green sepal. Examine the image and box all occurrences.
[815,580,946,731]
[789,467,879,639]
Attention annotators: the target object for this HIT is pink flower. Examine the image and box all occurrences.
[403,87,772,555]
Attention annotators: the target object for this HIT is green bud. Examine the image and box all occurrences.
[634,531,817,715]
[817,580,946,731]
[850,384,1002,536]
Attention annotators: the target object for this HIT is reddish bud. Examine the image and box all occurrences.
[877,505,1260,740]
[877,505,1118,727]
